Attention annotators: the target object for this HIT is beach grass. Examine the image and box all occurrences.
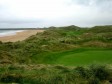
[0,25,112,83]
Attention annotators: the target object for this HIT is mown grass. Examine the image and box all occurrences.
[56,49,112,66]
[39,48,112,66]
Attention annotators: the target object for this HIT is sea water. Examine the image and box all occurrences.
[0,30,24,37]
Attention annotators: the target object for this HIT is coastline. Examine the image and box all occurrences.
[0,30,44,42]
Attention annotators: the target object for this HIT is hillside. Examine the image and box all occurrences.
[0,25,112,83]
[0,25,112,64]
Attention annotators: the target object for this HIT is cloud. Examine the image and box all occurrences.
[0,0,112,28]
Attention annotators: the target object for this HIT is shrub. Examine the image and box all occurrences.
[74,66,90,79]
[88,77,100,84]
[0,74,23,83]
[89,65,111,81]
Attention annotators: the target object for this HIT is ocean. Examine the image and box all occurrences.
[0,28,38,37]
[0,30,24,37]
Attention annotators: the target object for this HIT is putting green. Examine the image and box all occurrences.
[44,48,112,66]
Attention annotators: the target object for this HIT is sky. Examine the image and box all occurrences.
[0,0,112,28]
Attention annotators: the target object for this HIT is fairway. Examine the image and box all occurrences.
[44,48,112,66]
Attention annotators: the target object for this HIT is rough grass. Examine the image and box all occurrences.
[0,64,112,84]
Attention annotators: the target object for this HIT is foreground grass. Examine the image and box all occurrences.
[0,64,112,84]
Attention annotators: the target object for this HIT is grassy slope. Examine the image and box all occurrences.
[0,25,112,65]
[0,25,112,83]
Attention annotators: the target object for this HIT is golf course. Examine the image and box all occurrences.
[0,25,112,84]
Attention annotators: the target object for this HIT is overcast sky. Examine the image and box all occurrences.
[0,0,112,28]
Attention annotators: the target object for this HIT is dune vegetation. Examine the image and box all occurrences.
[0,25,112,83]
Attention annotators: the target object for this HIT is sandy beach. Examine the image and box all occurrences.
[0,30,44,42]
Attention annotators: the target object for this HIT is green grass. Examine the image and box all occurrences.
[42,48,112,66]
[65,30,84,36]
[0,64,112,84]
[0,25,112,83]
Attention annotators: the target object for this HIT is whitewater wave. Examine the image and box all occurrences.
[0,30,24,37]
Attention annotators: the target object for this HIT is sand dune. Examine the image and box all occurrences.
[0,30,44,42]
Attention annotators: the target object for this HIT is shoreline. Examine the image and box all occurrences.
[0,30,44,42]
[0,30,24,37]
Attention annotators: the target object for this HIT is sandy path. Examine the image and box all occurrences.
[0,30,44,42]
